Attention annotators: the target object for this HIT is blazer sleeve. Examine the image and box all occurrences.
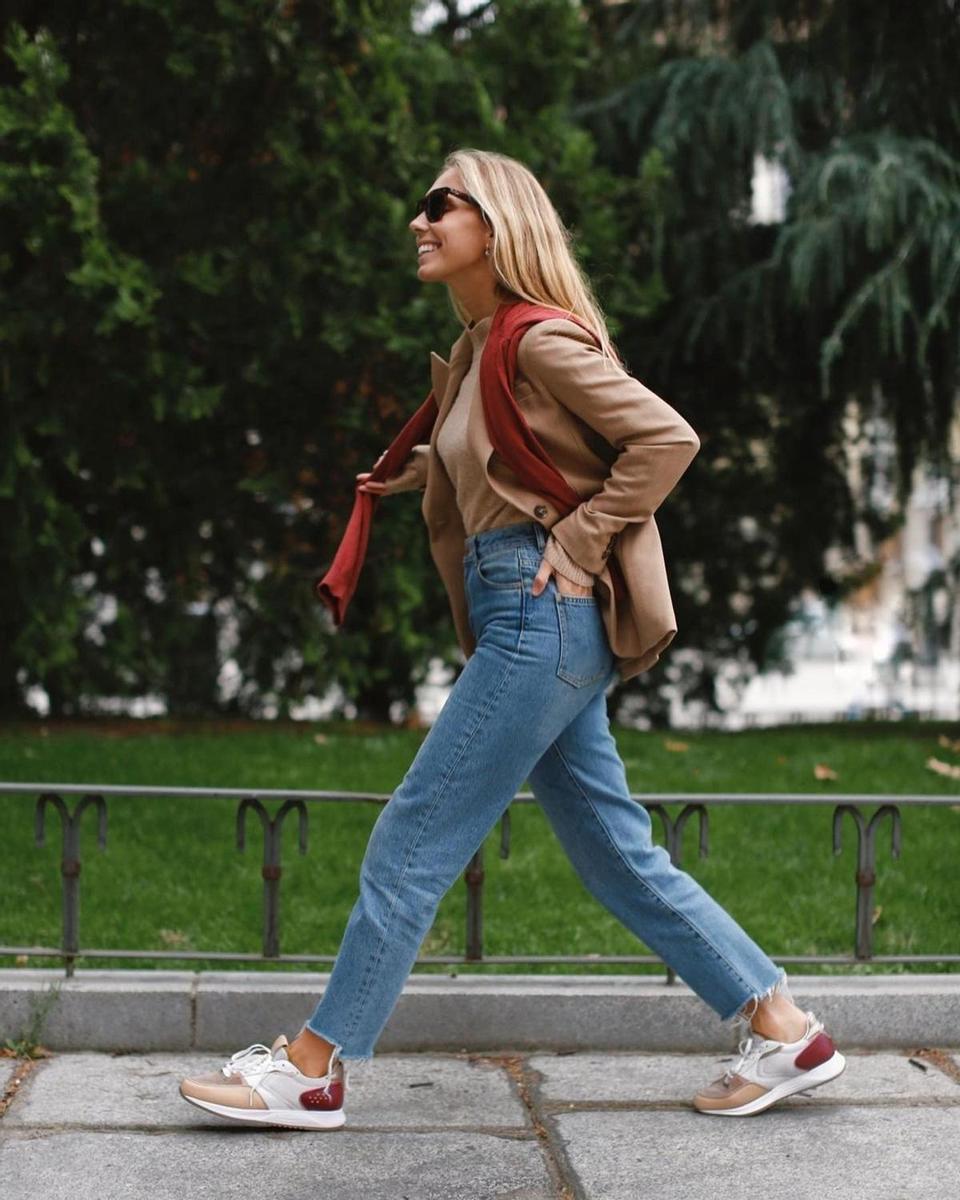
[517,319,701,576]
[380,444,430,494]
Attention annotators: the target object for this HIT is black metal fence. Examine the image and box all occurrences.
[2,782,957,978]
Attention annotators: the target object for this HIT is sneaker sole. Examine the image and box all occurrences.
[695,1050,847,1117]
[180,1089,346,1130]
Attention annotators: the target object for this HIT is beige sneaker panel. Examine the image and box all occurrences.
[180,1070,246,1087]
[693,1074,769,1109]
[179,1078,268,1109]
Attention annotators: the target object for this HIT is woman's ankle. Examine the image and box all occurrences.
[287,1027,335,1076]
[749,998,808,1043]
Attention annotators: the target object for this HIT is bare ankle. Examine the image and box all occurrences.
[288,1028,335,1076]
[750,999,807,1043]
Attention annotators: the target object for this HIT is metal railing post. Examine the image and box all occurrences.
[647,802,709,984]
[833,803,902,959]
[34,792,108,977]
[463,810,511,962]
[237,797,308,958]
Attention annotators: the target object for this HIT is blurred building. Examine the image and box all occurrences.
[715,403,960,728]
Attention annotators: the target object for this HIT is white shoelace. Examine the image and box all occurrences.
[220,1042,275,1078]
[723,1010,821,1083]
[723,1033,764,1084]
[220,1041,334,1102]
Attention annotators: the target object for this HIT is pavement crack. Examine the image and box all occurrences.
[0,1055,46,1120]
[482,1053,583,1200]
[0,1120,540,1137]
[908,1047,960,1085]
[539,1096,960,1112]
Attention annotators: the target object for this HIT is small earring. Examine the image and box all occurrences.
[484,245,491,257]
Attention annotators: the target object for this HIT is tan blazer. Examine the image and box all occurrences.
[383,317,701,682]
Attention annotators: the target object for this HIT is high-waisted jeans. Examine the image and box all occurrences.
[305,519,786,1062]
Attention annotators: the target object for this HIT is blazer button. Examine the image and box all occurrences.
[533,504,548,518]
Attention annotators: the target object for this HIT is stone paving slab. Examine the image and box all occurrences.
[4,1049,960,1200]
[5,1051,529,1130]
[529,1050,960,1104]
[0,1128,553,1200]
[553,1106,960,1200]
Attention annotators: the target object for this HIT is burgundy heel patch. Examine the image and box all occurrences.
[795,1032,835,1070]
[299,1081,344,1110]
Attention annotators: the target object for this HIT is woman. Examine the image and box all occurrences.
[179,149,845,1130]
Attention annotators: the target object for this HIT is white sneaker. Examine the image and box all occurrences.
[693,1010,846,1116]
[179,1033,346,1130]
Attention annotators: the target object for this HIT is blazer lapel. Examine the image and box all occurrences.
[431,334,472,437]
[422,332,472,533]
[429,350,450,409]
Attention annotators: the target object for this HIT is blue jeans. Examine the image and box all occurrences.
[305,519,786,1061]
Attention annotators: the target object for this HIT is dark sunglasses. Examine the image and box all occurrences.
[415,186,489,225]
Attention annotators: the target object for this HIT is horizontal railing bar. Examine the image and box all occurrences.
[2,783,393,802]
[1,782,957,805]
[4,946,960,965]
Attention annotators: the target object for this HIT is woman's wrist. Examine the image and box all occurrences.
[543,533,596,587]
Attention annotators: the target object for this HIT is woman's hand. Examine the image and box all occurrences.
[531,558,594,598]
[357,450,388,494]
[356,471,387,495]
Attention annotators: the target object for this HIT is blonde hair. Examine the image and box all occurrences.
[441,148,623,370]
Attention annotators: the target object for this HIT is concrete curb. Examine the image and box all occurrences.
[2,969,958,1053]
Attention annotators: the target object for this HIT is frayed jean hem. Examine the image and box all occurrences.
[721,967,791,1027]
[300,1020,375,1070]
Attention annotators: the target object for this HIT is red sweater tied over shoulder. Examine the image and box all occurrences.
[314,299,625,624]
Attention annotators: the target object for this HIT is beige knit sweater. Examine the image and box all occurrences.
[435,314,594,586]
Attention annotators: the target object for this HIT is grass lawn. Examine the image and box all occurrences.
[1,717,958,978]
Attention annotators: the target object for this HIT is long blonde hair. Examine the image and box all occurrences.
[441,148,623,370]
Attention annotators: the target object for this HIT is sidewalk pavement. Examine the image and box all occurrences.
[2,1046,959,1199]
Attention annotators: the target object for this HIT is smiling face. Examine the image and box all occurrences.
[409,168,493,285]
